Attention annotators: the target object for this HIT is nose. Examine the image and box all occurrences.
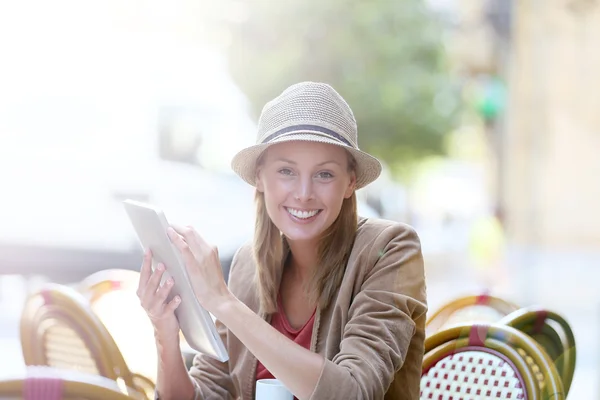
[294,175,315,202]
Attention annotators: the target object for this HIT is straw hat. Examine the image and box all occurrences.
[231,82,382,189]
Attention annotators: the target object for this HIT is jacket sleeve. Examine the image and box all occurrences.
[186,319,235,400]
[309,224,428,400]
[185,248,245,400]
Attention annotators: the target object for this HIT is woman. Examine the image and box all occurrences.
[137,82,427,400]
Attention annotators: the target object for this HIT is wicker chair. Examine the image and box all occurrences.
[421,323,564,400]
[77,269,159,384]
[0,366,144,399]
[78,268,198,370]
[426,293,520,336]
[19,284,155,399]
[500,306,576,396]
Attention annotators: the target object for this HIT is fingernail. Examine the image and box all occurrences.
[167,278,174,285]
[174,296,181,303]
[157,264,164,271]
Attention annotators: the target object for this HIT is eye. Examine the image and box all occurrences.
[316,171,334,179]
[278,168,294,176]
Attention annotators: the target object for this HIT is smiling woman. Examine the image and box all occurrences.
[253,141,359,315]
[137,82,428,400]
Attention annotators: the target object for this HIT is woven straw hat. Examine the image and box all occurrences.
[231,82,382,189]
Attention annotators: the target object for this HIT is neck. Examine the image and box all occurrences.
[286,239,319,283]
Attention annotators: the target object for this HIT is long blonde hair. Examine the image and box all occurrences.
[252,151,358,315]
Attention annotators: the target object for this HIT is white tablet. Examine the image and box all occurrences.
[122,199,229,362]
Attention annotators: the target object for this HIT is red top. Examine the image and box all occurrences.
[255,297,316,382]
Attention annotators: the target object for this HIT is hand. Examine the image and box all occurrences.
[136,249,182,340]
[167,225,231,313]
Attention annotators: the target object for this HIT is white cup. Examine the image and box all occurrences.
[255,379,294,400]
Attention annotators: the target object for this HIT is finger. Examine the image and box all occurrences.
[167,226,185,245]
[165,295,181,314]
[167,227,198,267]
[141,263,166,305]
[136,249,152,298]
[149,277,174,312]
[172,224,208,248]
[171,224,194,240]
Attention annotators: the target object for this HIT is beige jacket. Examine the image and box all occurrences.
[189,218,427,400]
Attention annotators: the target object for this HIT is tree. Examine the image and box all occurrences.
[221,0,459,178]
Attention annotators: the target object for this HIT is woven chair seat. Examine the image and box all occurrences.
[421,350,526,399]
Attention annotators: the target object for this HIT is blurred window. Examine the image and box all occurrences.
[158,106,206,166]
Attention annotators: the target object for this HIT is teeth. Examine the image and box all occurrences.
[286,208,319,219]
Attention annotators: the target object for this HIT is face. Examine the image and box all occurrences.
[256,141,356,243]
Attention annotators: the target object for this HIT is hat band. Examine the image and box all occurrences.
[261,124,355,148]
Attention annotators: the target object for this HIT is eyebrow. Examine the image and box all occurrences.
[274,158,342,167]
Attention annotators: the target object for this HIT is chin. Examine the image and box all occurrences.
[282,229,321,243]
[279,220,329,243]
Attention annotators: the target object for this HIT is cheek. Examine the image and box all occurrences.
[262,180,288,213]
[318,184,347,209]
[263,176,296,198]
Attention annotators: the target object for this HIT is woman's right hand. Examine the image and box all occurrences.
[136,249,182,340]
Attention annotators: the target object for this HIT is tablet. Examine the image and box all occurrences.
[122,199,229,362]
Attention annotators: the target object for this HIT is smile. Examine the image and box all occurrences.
[285,207,322,219]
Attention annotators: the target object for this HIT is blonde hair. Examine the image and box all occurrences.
[252,151,358,315]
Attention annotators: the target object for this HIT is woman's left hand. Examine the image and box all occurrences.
[167,225,231,313]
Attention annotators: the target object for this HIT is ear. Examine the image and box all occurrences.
[344,173,357,199]
[255,167,265,192]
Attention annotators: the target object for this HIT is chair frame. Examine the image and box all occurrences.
[423,323,565,400]
[78,269,141,304]
[500,306,576,396]
[0,366,144,400]
[78,268,197,370]
[426,293,520,334]
[20,283,152,399]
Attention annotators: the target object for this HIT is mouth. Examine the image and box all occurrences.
[285,207,323,220]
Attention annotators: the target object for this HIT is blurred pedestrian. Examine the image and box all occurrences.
[468,210,507,292]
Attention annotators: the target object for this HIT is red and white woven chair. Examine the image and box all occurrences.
[426,293,520,336]
[500,306,576,396]
[421,323,564,400]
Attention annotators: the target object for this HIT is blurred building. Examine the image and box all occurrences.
[504,0,600,249]
[437,0,600,250]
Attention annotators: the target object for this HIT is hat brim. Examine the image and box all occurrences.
[231,133,382,189]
